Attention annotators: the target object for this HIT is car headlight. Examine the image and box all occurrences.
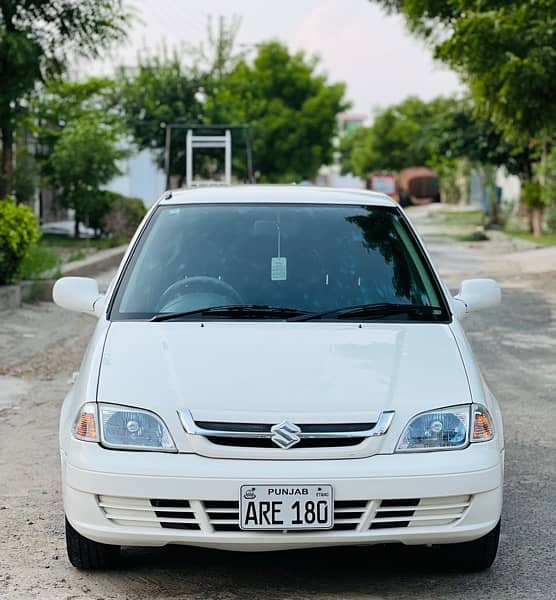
[73,403,177,452]
[396,404,494,452]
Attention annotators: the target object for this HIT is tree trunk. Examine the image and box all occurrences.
[528,208,534,234]
[482,164,499,227]
[74,211,80,239]
[531,207,544,237]
[488,188,499,227]
[0,124,14,198]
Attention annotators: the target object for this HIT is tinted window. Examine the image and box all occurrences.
[111,203,444,319]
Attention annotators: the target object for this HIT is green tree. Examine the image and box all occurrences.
[30,78,127,236]
[193,15,245,85]
[425,96,535,222]
[113,51,205,184]
[340,96,452,177]
[47,113,128,238]
[33,78,116,143]
[371,0,556,232]
[113,16,246,185]
[341,93,533,221]
[0,0,129,197]
[211,41,348,182]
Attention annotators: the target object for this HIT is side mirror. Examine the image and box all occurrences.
[52,277,105,317]
[453,278,501,318]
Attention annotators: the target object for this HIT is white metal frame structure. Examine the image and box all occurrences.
[185,129,232,187]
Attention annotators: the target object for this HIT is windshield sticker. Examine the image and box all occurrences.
[271,257,287,281]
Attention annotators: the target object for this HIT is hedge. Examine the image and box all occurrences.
[0,197,40,285]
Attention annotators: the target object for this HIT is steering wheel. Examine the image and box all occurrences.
[157,276,244,312]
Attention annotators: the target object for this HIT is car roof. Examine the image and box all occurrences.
[158,185,397,208]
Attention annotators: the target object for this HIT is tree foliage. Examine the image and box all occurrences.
[0,0,130,196]
[32,78,116,153]
[114,52,205,160]
[341,96,446,176]
[371,0,556,145]
[46,113,128,237]
[209,41,348,182]
[115,35,348,183]
[341,94,533,179]
[29,79,128,237]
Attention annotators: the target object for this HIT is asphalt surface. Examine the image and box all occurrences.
[0,228,555,599]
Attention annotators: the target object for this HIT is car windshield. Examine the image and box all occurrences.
[110,203,447,321]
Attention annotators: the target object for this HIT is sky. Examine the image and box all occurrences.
[91,0,462,118]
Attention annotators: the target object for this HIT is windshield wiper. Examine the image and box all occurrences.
[150,304,310,322]
[289,303,444,322]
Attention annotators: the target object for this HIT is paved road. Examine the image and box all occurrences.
[0,231,555,599]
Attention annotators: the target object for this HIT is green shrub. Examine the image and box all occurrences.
[103,194,146,240]
[0,197,40,285]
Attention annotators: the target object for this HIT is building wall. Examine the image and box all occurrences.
[107,148,166,208]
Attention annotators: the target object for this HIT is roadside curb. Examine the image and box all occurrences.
[0,244,127,311]
[60,244,127,277]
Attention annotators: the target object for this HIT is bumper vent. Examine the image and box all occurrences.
[150,499,200,530]
[98,494,471,533]
[98,496,201,530]
[369,495,471,529]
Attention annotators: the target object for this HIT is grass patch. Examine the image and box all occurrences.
[504,231,556,246]
[20,244,61,280]
[19,234,129,280]
[436,210,483,226]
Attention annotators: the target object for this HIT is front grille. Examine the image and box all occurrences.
[196,422,375,433]
[198,421,375,449]
[98,494,471,533]
[206,437,363,448]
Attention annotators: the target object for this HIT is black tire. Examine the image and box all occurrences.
[441,520,501,572]
[65,517,120,569]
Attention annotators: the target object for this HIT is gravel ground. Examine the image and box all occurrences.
[0,215,555,600]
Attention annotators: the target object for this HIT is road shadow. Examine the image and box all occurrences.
[100,541,511,600]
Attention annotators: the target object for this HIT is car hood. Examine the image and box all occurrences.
[97,321,470,425]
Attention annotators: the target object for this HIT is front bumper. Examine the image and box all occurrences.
[62,440,503,551]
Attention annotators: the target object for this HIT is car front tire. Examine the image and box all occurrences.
[442,520,501,572]
[65,517,120,569]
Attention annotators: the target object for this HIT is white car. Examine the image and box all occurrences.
[53,186,504,571]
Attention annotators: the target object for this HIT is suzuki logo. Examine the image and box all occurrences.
[270,421,301,449]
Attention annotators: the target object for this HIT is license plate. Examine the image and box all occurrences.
[239,484,333,530]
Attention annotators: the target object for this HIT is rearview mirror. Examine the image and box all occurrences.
[453,278,501,318]
[52,277,105,317]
